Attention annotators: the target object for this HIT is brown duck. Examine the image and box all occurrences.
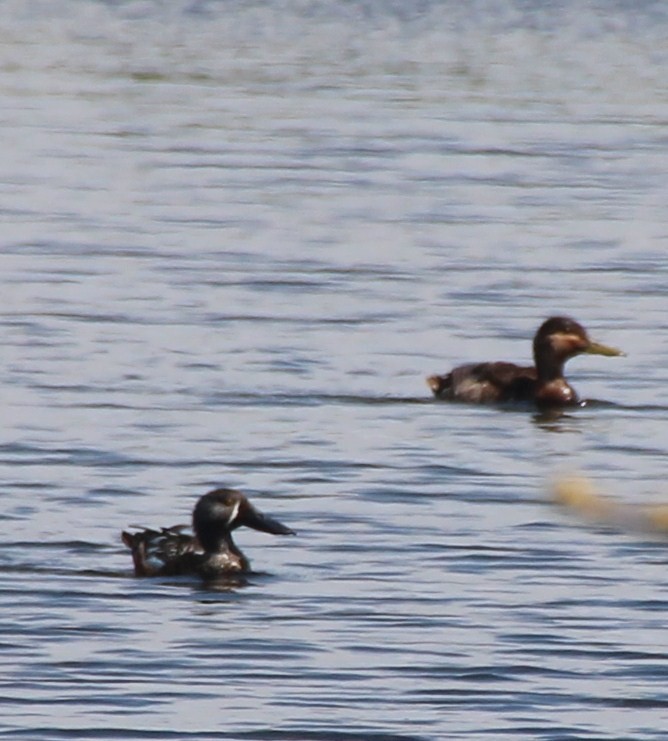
[427,316,624,406]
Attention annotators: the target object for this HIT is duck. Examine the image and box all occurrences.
[426,316,624,406]
[121,487,295,579]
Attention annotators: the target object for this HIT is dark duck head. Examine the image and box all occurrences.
[427,316,624,406]
[531,316,624,405]
[122,487,295,579]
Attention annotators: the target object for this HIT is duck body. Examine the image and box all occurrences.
[427,317,623,407]
[122,487,295,579]
[429,361,537,404]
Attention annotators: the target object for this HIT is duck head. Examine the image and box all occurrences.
[193,487,295,553]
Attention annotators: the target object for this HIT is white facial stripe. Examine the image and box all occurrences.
[226,500,241,526]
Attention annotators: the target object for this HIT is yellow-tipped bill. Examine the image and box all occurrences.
[586,340,625,357]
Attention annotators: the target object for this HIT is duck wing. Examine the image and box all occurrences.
[429,362,537,403]
[121,524,201,576]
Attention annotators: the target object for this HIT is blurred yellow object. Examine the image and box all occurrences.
[553,476,610,517]
[552,475,668,536]
[647,506,668,531]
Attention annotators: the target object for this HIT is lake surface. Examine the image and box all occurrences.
[2,1,668,739]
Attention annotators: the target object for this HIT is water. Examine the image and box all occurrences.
[2,1,668,738]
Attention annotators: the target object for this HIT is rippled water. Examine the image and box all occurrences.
[3,1,668,739]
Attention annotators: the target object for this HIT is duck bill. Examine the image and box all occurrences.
[585,340,625,357]
[241,502,295,536]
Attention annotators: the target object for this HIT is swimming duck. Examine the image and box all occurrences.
[121,487,295,579]
[427,316,624,406]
